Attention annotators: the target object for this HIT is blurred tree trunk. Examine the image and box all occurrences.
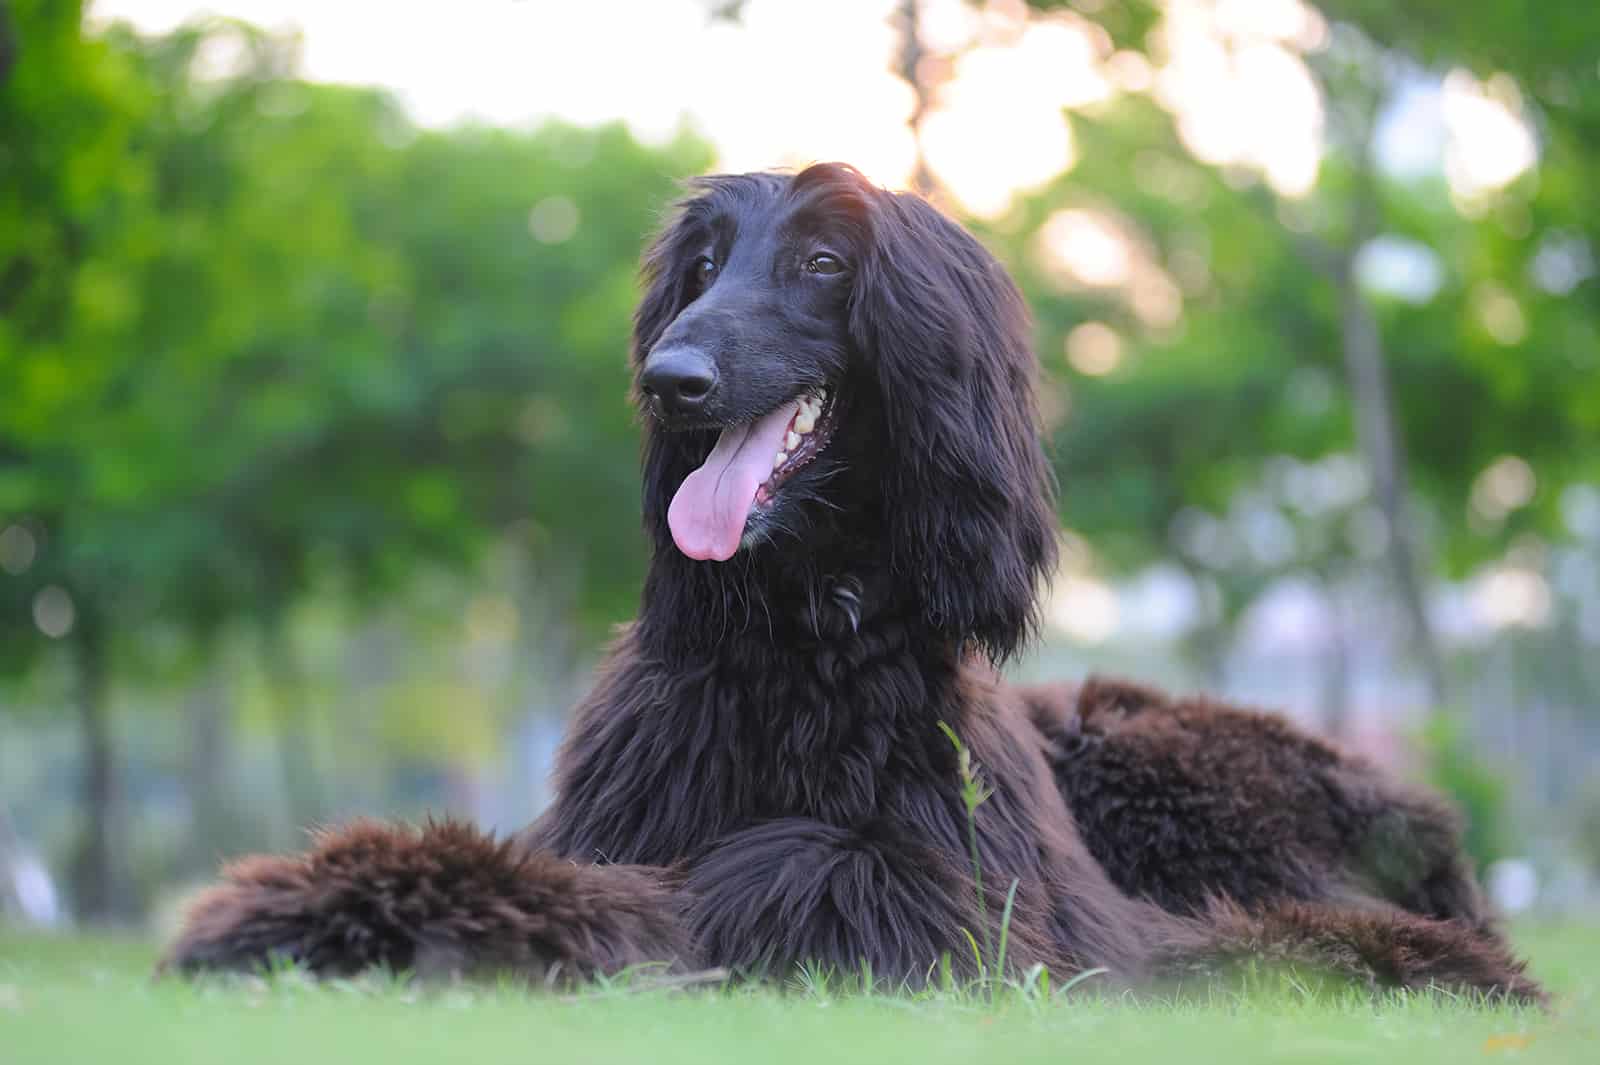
[260,613,324,838]
[895,0,934,196]
[1317,574,1353,737]
[182,666,234,874]
[1553,602,1597,810]
[508,549,584,819]
[1182,563,1236,688]
[68,602,127,922]
[1332,203,1447,708]
[1296,45,1448,709]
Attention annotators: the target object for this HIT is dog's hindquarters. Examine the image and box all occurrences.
[1023,677,1495,930]
[1020,678,1540,1001]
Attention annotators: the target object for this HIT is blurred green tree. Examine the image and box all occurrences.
[1,5,708,918]
[1,0,158,920]
[986,1,1599,722]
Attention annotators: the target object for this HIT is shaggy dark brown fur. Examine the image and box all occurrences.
[163,165,1541,1004]
[162,820,690,984]
[1152,901,1542,1001]
[1022,678,1495,930]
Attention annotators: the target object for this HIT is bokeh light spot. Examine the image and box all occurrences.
[528,196,580,244]
[32,585,75,640]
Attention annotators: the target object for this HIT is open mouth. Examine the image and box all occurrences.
[667,385,837,561]
[755,387,836,507]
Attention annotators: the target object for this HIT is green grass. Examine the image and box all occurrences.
[2,924,1596,1065]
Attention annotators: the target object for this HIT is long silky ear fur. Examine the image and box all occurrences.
[850,189,1058,662]
[632,194,705,367]
[632,190,712,554]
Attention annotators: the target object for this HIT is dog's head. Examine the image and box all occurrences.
[633,163,1056,661]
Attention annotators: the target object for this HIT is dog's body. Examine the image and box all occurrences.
[165,166,1539,1000]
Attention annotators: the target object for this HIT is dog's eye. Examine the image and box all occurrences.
[693,256,718,287]
[805,254,845,276]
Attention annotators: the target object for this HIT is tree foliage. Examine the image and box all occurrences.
[1,3,709,916]
[1006,0,1600,606]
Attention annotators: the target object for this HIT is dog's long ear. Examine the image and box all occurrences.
[632,201,703,366]
[632,197,710,551]
[850,190,1057,662]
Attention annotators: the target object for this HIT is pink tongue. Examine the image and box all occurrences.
[668,399,801,561]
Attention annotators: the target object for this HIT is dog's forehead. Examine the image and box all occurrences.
[689,168,870,250]
[785,167,872,236]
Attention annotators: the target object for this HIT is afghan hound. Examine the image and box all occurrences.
[164,164,1540,1002]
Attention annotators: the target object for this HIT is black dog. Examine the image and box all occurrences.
[164,165,1540,1001]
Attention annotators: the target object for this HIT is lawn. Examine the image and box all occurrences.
[1,923,1595,1065]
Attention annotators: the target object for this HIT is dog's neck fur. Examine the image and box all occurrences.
[642,539,927,652]
[536,536,994,868]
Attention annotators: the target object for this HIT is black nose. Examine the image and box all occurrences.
[640,346,718,416]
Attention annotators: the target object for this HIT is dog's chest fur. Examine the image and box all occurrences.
[538,581,978,868]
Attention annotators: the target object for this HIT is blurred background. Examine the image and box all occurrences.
[2,0,1598,933]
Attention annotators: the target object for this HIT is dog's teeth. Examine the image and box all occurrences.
[785,430,801,450]
[773,450,788,470]
[795,409,816,433]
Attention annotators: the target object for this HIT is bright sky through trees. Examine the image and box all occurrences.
[93,0,1534,219]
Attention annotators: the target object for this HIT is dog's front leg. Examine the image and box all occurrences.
[161,818,694,985]
[679,817,1047,985]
